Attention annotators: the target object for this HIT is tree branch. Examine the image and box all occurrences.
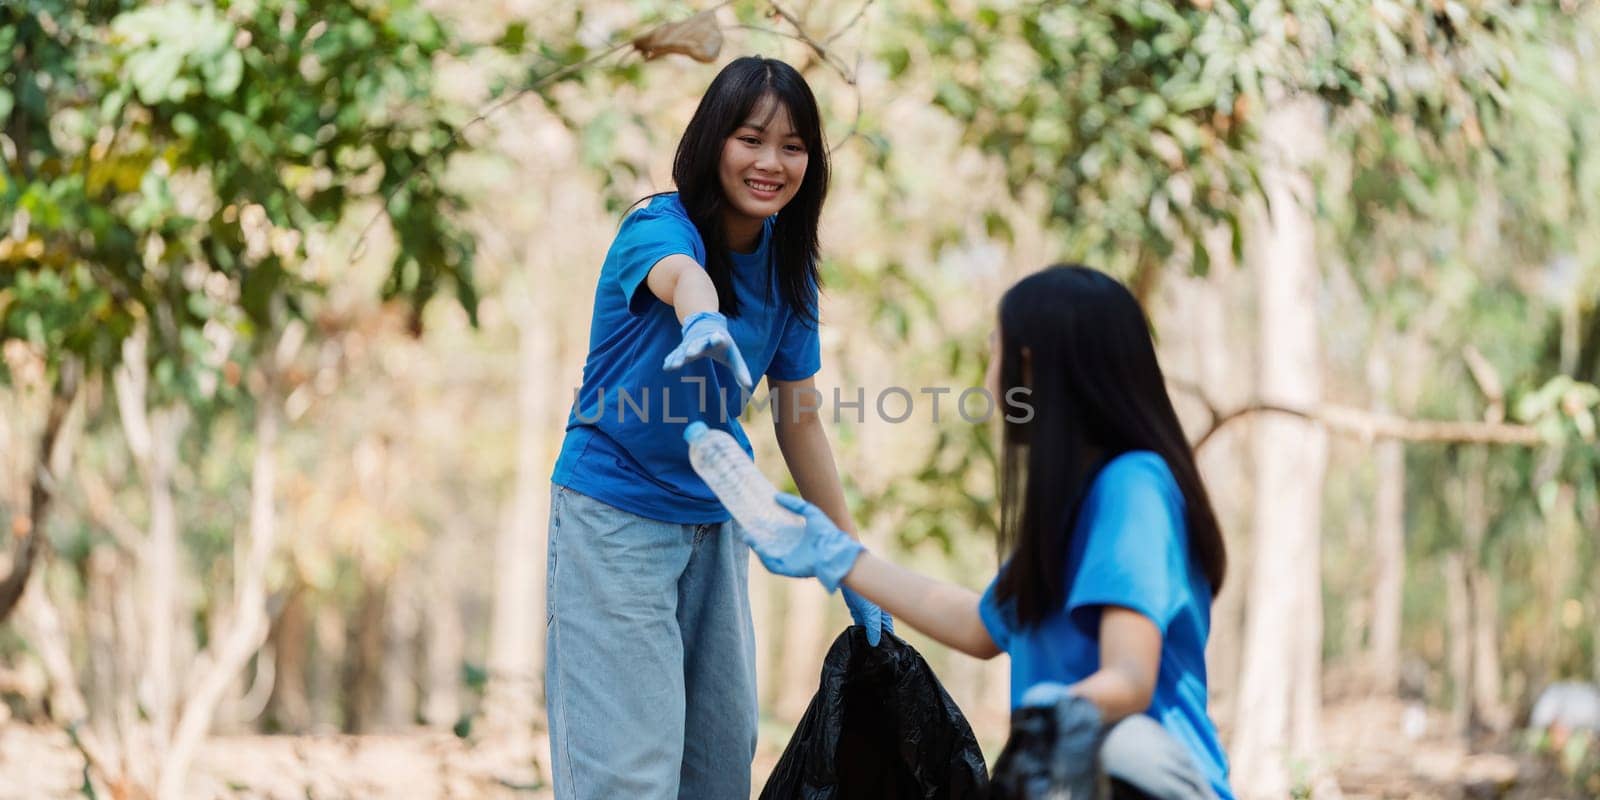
[17,575,118,791]
[77,467,143,556]
[1172,377,1547,450]
[348,1,738,265]
[767,2,856,79]
[1194,402,1544,449]
[823,0,876,46]
[752,2,872,155]
[158,378,282,798]
[0,359,80,623]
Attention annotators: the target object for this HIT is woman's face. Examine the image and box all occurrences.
[719,94,808,228]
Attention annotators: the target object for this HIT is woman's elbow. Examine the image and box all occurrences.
[1114,665,1157,711]
[969,641,1003,660]
[962,624,1002,660]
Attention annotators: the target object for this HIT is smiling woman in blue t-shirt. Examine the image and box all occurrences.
[747,266,1236,800]
[545,57,885,800]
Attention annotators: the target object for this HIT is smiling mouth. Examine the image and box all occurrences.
[745,179,783,193]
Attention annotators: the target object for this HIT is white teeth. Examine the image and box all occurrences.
[746,180,780,192]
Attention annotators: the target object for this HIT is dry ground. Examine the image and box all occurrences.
[0,698,1591,799]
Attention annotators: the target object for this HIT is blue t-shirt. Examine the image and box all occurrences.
[979,451,1234,800]
[551,193,821,523]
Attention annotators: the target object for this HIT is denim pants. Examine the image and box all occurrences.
[545,485,758,800]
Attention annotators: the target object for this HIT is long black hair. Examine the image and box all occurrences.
[671,56,828,324]
[992,265,1227,628]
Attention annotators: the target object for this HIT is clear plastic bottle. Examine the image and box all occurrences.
[684,421,805,556]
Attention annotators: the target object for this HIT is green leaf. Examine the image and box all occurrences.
[205,50,243,98]
[172,112,199,138]
[884,43,911,79]
[497,22,528,53]
[128,46,185,104]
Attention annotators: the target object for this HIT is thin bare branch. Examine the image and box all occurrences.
[1170,377,1546,450]
[0,360,80,623]
[736,2,873,156]
[768,2,857,81]
[823,0,876,46]
[1462,344,1506,422]
[18,579,118,788]
[77,468,143,555]
[1193,401,1545,450]
[349,1,737,265]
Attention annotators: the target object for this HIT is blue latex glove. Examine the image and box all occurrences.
[842,586,893,647]
[662,311,754,392]
[743,492,864,593]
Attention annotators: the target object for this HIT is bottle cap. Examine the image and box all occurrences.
[683,421,709,443]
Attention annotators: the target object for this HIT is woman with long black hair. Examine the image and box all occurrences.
[546,56,885,800]
[749,265,1235,799]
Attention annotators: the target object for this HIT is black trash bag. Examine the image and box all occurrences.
[988,694,1108,800]
[760,626,989,800]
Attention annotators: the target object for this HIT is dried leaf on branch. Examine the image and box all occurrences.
[632,11,723,63]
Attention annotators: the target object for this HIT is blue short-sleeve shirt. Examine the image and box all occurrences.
[552,193,821,523]
[979,451,1234,800]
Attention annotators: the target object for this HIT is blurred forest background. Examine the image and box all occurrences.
[2,1,1599,798]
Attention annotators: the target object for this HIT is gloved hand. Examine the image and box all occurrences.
[742,492,863,592]
[842,586,893,647]
[662,311,754,391]
[1020,682,1080,709]
[1020,682,1104,793]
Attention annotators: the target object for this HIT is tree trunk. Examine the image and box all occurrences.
[1185,231,1251,732]
[84,546,123,735]
[1469,568,1507,732]
[265,582,312,732]
[159,388,281,798]
[1444,552,1472,736]
[1368,441,1405,695]
[0,361,80,623]
[1229,93,1330,799]
[420,521,467,729]
[379,568,421,730]
[775,579,832,722]
[135,406,187,751]
[1368,348,1406,695]
[309,604,346,731]
[19,571,125,796]
[341,579,389,734]
[483,312,555,737]
[1460,446,1507,733]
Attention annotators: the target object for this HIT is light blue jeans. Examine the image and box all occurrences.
[545,485,758,800]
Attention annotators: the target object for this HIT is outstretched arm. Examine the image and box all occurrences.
[645,254,718,324]
[1022,607,1161,723]
[842,553,1000,659]
[771,376,856,535]
[751,492,994,658]
[1063,607,1161,722]
[646,255,753,389]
